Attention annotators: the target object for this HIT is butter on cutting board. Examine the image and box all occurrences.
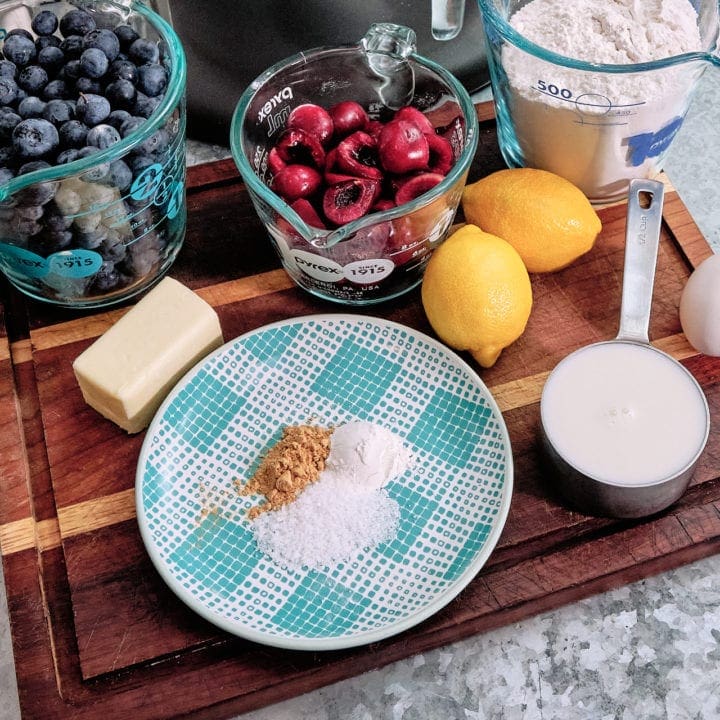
[73,277,224,433]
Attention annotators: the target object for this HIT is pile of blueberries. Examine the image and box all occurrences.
[0,6,181,299]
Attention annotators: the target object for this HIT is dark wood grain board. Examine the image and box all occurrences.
[2,103,720,719]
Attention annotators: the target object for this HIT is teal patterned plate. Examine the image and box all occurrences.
[136,314,513,650]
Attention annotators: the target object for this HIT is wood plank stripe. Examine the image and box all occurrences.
[0,516,60,555]
[29,268,294,352]
[56,488,136,538]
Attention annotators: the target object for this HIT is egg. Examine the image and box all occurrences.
[679,253,720,356]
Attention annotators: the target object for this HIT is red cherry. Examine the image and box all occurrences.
[275,128,326,169]
[335,131,383,181]
[324,147,358,185]
[287,103,334,146]
[394,172,445,205]
[290,198,326,228]
[394,106,435,135]
[272,164,322,201]
[267,147,286,175]
[378,119,430,175]
[323,178,379,225]
[426,133,454,175]
[329,100,368,137]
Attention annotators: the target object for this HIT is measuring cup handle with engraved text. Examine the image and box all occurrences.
[616,179,666,345]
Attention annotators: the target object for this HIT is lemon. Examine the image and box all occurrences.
[462,168,602,273]
[421,224,532,368]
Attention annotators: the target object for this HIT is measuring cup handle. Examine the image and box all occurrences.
[616,178,666,344]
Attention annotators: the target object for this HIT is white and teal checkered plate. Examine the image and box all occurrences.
[136,314,513,651]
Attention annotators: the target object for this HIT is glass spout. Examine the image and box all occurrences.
[361,23,417,110]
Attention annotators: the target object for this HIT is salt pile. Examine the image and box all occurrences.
[250,421,413,571]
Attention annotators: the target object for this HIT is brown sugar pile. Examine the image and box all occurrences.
[238,424,333,519]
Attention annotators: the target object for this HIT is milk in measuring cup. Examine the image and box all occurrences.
[500,0,705,201]
[541,342,708,486]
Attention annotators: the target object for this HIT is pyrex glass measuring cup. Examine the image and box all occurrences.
[474,0,720,203]
[540,179,710,518]
[230,24,478,305]
[0,0,186,308]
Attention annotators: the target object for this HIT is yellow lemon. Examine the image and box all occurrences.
[421,224,532,368]
[462,168,602,273]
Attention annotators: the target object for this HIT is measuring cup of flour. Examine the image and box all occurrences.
[540,180,710,518]
[0,0,186,308]
[474,0,720,203]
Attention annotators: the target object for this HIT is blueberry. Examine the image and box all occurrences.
[6,28,33,41]
[100,230,127,262]
[119,115,145,138]
[59,9,96,38]
[60,58,82,81]
[3,34,37,67]
[42,99,73,126]
[0,145,16,168]
[0,60,18,79]
[12,118,59,158]
[60,35,84,58]
[91,260,123,292]
[128,38,159,65]
[35,35,61,52]
[138,127,169,155]
[83,29,120,63]
[0,77,18,106]
[38,46,65,75]
[136,63,167,97]
[133,91,162,118]
[18,159,52,175]
[56,147,80,164]
[17,65,48,95]
[18,96,46,119]
[0,167,15,184]
[79,47,109,79]
[105,78,136,110]
[0,111,21,139]
[31,10,59,36]
[86,123,121,149]
[114,25,139,51]
[108,59,137,82]
[107,109,131,130]
[16,161,56,204]
[43,79,69,100]
[58,119,88,148]
[76,93,110,125]
[107,158,132,190]
[75,76,102,95]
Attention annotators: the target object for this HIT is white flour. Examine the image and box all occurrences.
[501,0,705,200]
[251,422,413,571]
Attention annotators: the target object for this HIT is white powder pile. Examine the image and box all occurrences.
[251,421,413,571]
[500,0,705,200]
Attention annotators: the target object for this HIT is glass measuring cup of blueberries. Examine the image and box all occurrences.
[0,0,187,308]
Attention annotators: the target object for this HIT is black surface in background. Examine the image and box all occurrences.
[168,0,489,144]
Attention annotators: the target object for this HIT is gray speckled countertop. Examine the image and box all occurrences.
[1,70,718,720]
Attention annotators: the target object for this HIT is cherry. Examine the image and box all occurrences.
[394,172,445,205]
[329,100,368,137]
[267,146,286,175]
[287,103,334,146]
[324,147,358,185]
[323,178,379,225]
[378,119,430,175]
[272,164,322,201]
[394,106,435,135]
[290,198,326,228]
[335,131,383,181]
[275,128,326,168]
[426,133,454,175]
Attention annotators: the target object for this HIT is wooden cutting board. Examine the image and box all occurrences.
[1,103,719,719]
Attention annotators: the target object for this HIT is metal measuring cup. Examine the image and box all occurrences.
[539,179,710,518]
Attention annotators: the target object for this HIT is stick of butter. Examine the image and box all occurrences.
[73,277,224,433]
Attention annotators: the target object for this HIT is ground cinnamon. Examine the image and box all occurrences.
[238,424,332,519]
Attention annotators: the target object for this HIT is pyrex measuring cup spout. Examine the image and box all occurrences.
[616,178,665,344]
[362,24,417,110]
